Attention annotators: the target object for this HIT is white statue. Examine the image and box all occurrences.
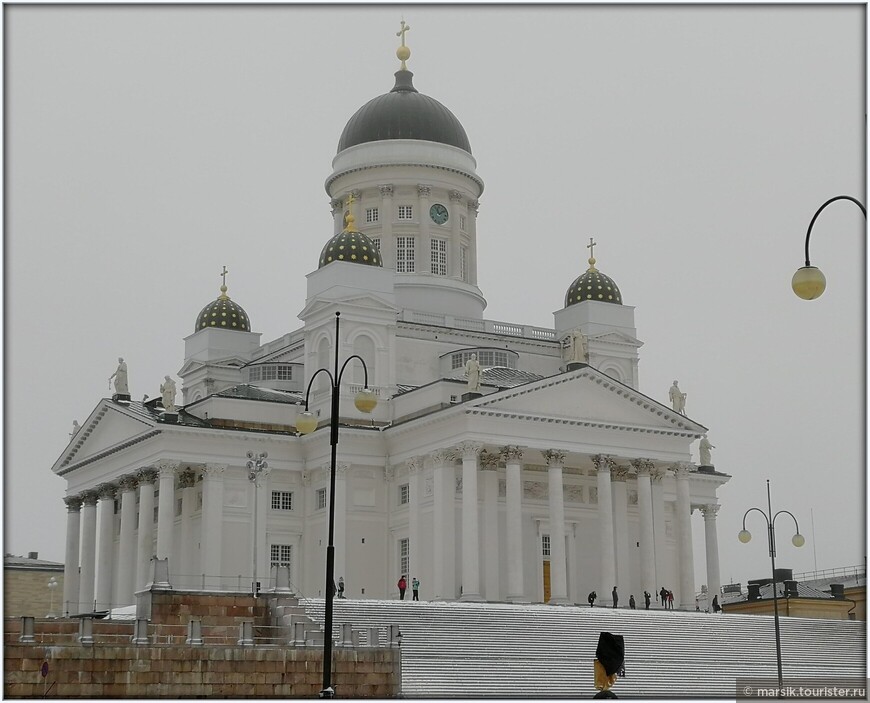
[569,328,588,363]
[70,420,80,438]
[699,435,715,466]
[109,357,129,395]
[464,353,481,393]
[160,376,177,413]
[669,380,686,414]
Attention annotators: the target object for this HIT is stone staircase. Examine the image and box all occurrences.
[300,598,866,698]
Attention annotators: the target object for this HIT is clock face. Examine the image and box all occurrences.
[429,203,449,225]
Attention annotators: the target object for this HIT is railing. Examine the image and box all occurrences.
[402,311,557,341]
[793,564,865,583]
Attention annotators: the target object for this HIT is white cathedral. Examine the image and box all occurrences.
[52,30,728,616]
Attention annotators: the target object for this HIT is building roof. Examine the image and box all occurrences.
[565,255,623,307]
[5,554,64,571]
[194,282,251,333]
[212,384,304,404]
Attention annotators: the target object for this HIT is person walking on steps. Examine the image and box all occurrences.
[659,586,668,608]
[337,576,345,599]
[588,591,597,607]
[629,595,636,610]
[644,591,651,610]
[397,575,407,600]
[412,577,420,601]
[611,586,619,609]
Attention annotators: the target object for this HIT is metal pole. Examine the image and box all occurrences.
[253,474,258,597]
[767,480,784,694]
[321,312,341,698]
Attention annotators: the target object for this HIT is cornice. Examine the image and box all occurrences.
[56,429,162,477]
[326,162,484,195]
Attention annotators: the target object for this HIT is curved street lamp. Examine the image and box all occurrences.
[46,576,59,618]
[246,450,269,597]
[296,311,377,698]
[738,480,805,692]
[792,195,866,300]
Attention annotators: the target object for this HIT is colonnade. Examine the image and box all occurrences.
[61,461,228,615]
[401,445,722,608]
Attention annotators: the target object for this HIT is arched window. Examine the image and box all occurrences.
[352,335,376,387]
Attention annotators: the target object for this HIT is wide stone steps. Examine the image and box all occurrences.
[300,598,865,698]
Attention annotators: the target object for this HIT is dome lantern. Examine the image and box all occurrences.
[195,266,252,332]
[318,192,384,269]
[564,238,623,306]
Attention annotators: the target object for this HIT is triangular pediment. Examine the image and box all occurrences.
[588,331,644,348]
[52,400,159,473]
[468,367,706,436]
[298,293,398,321]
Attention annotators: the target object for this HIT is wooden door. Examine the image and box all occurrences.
[543,560,551,603]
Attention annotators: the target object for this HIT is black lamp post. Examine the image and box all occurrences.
[738,480,805,692]
[792,195,866,300]
[296,311,377,699]
[246,450,268,597]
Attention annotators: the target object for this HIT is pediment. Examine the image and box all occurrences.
[298,293,398,320]
[179,356,250,377]
[468,367,705,436]
[52,400,159,473]
[588,331,643,348]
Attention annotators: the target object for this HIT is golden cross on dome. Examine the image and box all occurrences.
[397,19,410,46]
[219,265,230,299]
[396,19,411,70]
[220,265,229,287]
[586,237,596,258]
[345,192,357,208]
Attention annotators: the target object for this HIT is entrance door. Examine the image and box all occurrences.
[543,560,551,603]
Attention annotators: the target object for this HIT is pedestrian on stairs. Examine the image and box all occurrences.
[337,576,345,599]
[588,591,597,607]
[611,586,619,608]
[397,575,407,600]
[667,591,674,610]
[412,577,420,601]
[712,595,721,613]
[643,591,651,610]
[629,595,636,610]
[659,586,667,607]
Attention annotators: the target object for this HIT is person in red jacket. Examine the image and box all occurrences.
[397,575,407,600]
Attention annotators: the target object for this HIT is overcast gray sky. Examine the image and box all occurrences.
[6,4,866,590]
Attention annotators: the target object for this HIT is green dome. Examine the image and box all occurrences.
[565,258,623,306]
[319,230,383,268]
[195,285,251,332]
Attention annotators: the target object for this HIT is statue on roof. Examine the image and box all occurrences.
[465,353,481,393]
[160,376,177,413]
[669,380,686,414]
[70,420,80,438]
[109,357,129,395]
[698,434,715,466]
[569,328,588,363]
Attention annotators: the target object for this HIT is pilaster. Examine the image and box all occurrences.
[431,450,456,600]
[457,441,483,601]
[592,454,616,606]
[79,491,98,614]
[480,450,500,601]
[543,450,569,604]
[701,503,722,607]
[501,445,525,602]
[62,496,82,616]
[95,483,116,611]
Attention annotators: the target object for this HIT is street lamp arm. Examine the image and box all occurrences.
[336,354,370,388]
[772,509,801,534]
[741,506,770,530]
[803,195,867,267]
[301,367,336,410]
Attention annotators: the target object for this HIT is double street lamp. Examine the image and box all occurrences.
[791,195,866,300]
[295,311,378,699]
[738,480,805,692]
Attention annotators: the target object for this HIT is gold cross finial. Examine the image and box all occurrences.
[219,265,229,299]
[344,193,359,233]
[586,238,598,271]
[396,19,411,70]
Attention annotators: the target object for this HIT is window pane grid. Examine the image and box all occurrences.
[398,205,413,220]
[430,238,447,276]
[366,207,379,223]
[399,538,410,575]
[271,491,293,510]
[397,237,415,273]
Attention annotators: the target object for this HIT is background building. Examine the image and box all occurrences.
[4,552,64,617]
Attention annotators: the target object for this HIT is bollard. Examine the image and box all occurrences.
[290,621,306,646]
[19,616,35,643]
[186,619,203,645]
[238,620,254,646]
[131,618,150,645]
[78,617,94,646]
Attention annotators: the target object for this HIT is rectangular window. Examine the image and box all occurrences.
[399,537,410,576]
[371,237,381,253]
[399,484,410,505]
[271,491,293,511]
[248,366,261,382]
[397,205,413,220]
[542,534,551,557]
[460,245,468,282]
[316,487,327,510]
[396,237,416,273]
[262,366,277,380]
[430,238,447,276]
[277,365,292,381]
[365,207,379,223]
[271,544,292,576]
[459,214,467,232]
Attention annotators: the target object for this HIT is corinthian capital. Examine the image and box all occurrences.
[379,184,394,197]
[63,496,83,512]
[700,503,721,519]
[591,454,616,473]
[672,462,694,478]
[631,458,650,476]
[543,449,566,467]
[430,450,454,468]
[406,457,422,474]
[457,441,484,460]
[448,190,463,202]
[479,450,500,471]
[177,469,197,489]
[500,445,523,463]
[136,468,158,485]
[97,483,116,500]
[202,463,226,479]
[417,184,432,198]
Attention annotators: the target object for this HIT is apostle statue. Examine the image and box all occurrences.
[109,357,129,395]
[698,434,715,466]
[160,376,177,413]
[464,353,482,393]
[569,328,588,363]
[669,380,686,414]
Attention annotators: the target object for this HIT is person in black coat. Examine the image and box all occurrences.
[643,591,651,610]
[611,586,619,608]
[588,591,597,607]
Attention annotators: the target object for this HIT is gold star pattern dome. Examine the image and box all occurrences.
[318,230,383,269]
[195,285,251,332]
[565,254,623,307]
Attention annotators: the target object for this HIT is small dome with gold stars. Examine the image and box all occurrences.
[195,269,251,332]
[318,201,383,269]
[564,241,623,307]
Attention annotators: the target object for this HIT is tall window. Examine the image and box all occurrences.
[399,484,410,505]
[271,491,293,510]
[397,205,413,220]
[396,237,416,273]
[430,238,447,276]
[460,214,467,232]
[365,207,379,223]
[460,245,468,282]
[277,365,293,381]
[316,487,327,510]
[271,544,292,576]
[542,534,551,557]
[399,538,410,576]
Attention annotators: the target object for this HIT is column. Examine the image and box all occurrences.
[480,451,500,601]
[417,184,432,273]
[178,469,198,590]
[632,459,657,598]
[116,476,138,605]
[62,496,82,616]
[136,468,157,591]
[379,184,395,269]
[329,197,343,234]
[502,446,525,602]
[651,469,667,594]
[95,484,116,611]
[543,450,569,604]
[448,190,463,278]
[78,491,98,614]
[701,504,722,607]
[593,455,616,607]
[468,200,480,285]
[334,463,349,585]
[156,461,178,562]
[431,450,455,600]
[458,442,483,601]
[406,458,422,594]
[611,467,630,594]
[674,463,696,609]
[200,463,226,589]
[566,523,578,603]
